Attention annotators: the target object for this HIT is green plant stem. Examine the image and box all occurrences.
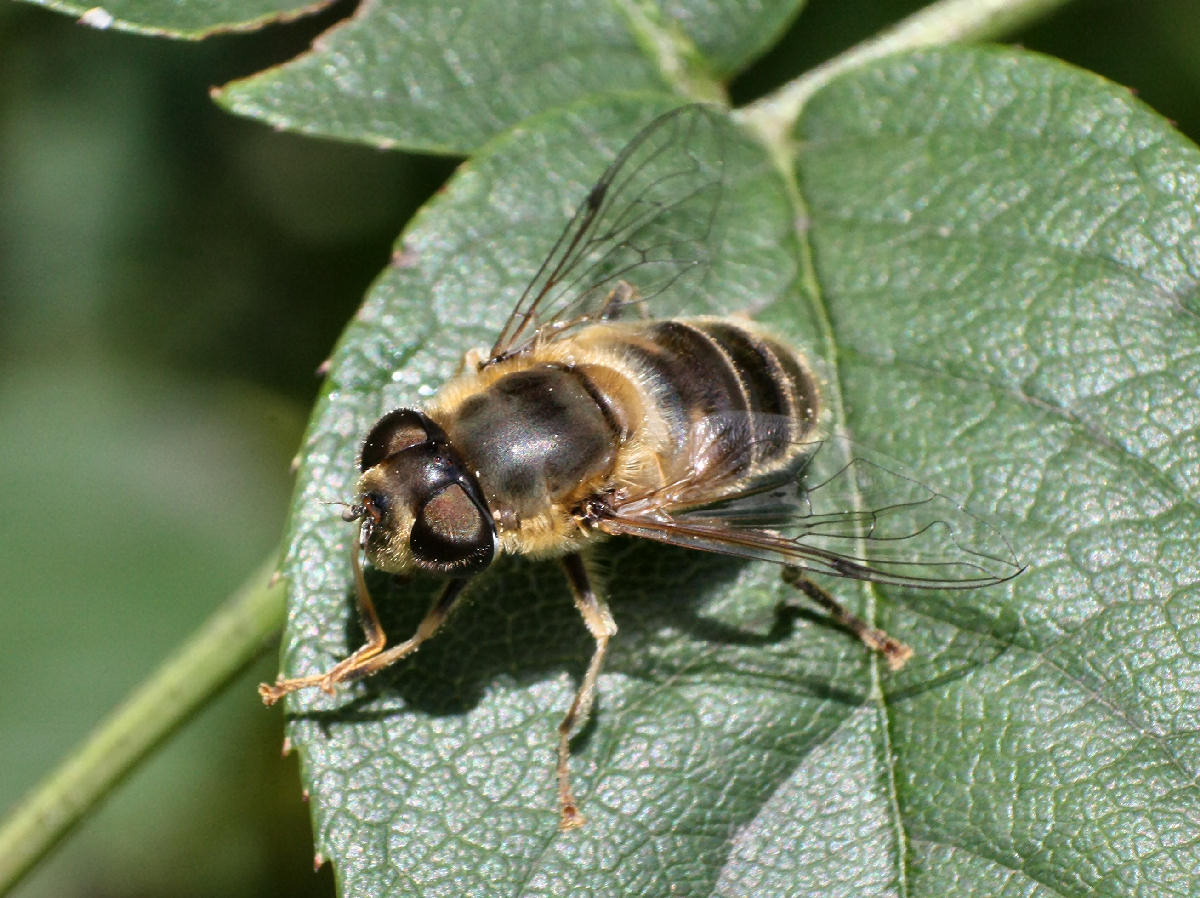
[0,557,285,896]
[739,0,1076,144]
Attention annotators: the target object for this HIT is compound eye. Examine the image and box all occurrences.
[360,409,429,471]
[410,483,495,574]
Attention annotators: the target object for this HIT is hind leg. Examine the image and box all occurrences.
[781,568,912,670]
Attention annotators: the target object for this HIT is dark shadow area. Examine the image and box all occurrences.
[284,533,1019,734]
[287,542,761,724]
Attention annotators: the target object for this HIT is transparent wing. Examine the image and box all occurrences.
[488,104,728,363]
[597,428,1023,589]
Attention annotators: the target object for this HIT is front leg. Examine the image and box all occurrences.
[259,571,470,705]
[556,552,618,831]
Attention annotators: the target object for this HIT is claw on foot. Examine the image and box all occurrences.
[559,803,586,832]
[258,681,287,706]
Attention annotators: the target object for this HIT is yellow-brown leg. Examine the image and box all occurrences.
[556,553,618,831]
[259,545,469,705]
[781,568,912,670]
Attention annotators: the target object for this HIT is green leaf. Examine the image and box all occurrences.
[214,0,803,153]
[21,0,330,39]
[795,47,1200,895]
[278,48,1200,897]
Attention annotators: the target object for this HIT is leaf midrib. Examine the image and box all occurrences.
[735,108,915,894]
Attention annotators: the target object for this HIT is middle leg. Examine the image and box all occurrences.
[556,552,618,831]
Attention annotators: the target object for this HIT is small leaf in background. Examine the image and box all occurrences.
[20,0,332,39]
[276,46,1200,896]
[214,0,805,153]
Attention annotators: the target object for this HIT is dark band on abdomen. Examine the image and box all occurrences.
[617,318,819,485]
[618,322,747,442]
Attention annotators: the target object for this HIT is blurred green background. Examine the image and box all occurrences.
[3,0,1199,895]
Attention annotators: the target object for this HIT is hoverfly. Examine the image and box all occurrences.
[260,105,1022,830]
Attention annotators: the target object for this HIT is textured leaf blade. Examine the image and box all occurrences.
[797,47,1200,896]
[279,48,1200,898]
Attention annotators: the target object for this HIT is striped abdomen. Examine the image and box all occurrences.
[588,317,821,506]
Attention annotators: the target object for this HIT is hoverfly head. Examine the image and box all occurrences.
[354,408,496,577]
